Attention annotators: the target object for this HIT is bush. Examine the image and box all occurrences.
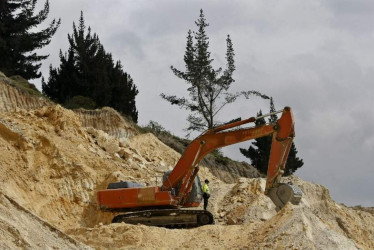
[9,75,43,97]
[64,95,97,110]
[144,121,167,135]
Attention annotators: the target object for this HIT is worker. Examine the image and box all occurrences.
[202,179,210,210]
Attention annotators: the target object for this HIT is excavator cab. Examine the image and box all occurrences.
[162,171,203,207]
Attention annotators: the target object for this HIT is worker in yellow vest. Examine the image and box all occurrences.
[202,179,210,210]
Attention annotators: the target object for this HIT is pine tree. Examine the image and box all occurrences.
[240,98,304,175]
[284,142,304,175]
[42,12,138,122]
[269,97,277,123]
[109,61,139,121]
[161,9,268,134]
[240,110,272,174]
[0,0,60,79]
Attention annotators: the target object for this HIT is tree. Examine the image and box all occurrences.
[240,98,304,176]
[283,142,304,175]
[161,9,268,134]
[239,110,271,174]
[42,12,139,122]
[0,0,60,79]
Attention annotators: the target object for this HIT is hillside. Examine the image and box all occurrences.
[0,73,373,249]
[0,72,50,112]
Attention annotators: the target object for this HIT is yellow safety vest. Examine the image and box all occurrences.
[202,183,210,194]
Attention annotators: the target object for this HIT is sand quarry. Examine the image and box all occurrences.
[0,104,373,249]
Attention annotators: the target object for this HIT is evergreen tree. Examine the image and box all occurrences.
[269,97,277,123]
[240,98,304,175]
[0,0,60,79]
[240,110,272,174]
[161,9,268,134]
[284,142,304,175]
[42,12,138,122]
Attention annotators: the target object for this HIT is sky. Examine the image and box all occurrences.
[32,0,374,206]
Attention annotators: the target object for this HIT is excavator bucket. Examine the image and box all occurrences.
[267,183,303,211]
[263,107,303,210]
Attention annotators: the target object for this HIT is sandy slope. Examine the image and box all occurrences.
[0,105,373,249]
[0,194,89,249]
[67,177,372,249]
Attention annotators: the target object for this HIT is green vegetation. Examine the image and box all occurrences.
[7,75,44,97]
[64,95,96,110]
[42,12,138,122]
[142,121,190,154]
[161,9,268,135]
[0,0,60,79]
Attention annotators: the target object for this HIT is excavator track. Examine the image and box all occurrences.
[267,183,303,211]
[112,209,214,228]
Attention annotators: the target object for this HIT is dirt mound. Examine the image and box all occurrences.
[0,105,149,231]
[216,176,374,249]
[0,103,373,249]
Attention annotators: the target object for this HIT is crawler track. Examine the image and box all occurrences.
[112,209,214,228]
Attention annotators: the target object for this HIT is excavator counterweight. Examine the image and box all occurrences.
[97,107,302,227]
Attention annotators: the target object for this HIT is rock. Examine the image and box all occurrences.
[95,130,120,154]
[238,178,246,184]
[132,154,145,163]
[227,217,236,225]
[118,148,132,159]
[85,127,96,135]
[77,144,87,152]
[144,156,152,162]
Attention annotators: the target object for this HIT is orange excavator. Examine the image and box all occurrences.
[97,107,302,227]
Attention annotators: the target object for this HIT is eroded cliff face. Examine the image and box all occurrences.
[0,72,137,142]
[74,108,137,141]
[0,72,51,112]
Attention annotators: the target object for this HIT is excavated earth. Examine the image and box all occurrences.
[0,74,374,249]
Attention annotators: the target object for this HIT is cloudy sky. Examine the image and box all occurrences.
[33,0,374,206]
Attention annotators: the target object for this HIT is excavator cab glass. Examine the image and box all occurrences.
[186,174,203,204]
[162,171,203,205]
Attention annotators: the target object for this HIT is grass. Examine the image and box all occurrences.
[4,74,45,98]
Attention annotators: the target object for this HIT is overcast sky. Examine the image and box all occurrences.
[33,0,374,206]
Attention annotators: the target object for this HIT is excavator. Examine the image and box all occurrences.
[97,106,302,227]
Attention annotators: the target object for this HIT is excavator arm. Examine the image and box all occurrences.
[162,106,302,208]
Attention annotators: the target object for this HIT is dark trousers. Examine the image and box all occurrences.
[203,193,210,210]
